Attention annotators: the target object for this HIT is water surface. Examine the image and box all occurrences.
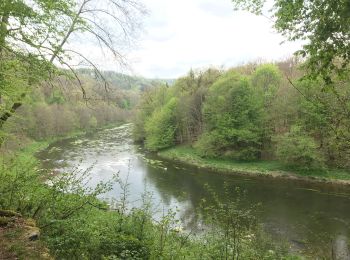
[37,124,350,257]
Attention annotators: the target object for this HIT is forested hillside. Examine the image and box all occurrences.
[78,69,175,90]
[134,59,350,172]
[1,70,164,152]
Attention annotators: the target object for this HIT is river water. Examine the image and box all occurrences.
[37,124,350,257]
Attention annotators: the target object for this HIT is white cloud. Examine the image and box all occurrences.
[126,0,302,78]
[74,0,301,78]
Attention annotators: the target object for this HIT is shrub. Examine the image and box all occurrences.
[275,125,324,169]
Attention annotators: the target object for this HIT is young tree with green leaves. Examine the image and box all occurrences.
[144,97,178,151]
[196,71,264,160]
[251,64,282,158]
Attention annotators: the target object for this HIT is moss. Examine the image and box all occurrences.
[25,218,36,227]
[0,216,12,226]
[0,209,22,217]
[0,215,52,260]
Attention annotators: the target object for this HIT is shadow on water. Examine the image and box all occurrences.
[37,124,350,257]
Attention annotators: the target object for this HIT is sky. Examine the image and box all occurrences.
[85,0,302,79]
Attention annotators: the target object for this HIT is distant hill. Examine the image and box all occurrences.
[77,69,174,91]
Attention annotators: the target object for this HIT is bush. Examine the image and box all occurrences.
[275,125,324,169]
[100,233,150,259]
[195,131,224,158]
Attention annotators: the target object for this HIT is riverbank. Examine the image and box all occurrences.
[0,210,51,259]
[0,122,127,259]
[1,125,300,259]
[158,146,350,185]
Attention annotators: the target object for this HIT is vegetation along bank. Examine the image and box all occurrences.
[134,61,350,184]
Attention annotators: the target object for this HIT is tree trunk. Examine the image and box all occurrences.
[0,101,23,129]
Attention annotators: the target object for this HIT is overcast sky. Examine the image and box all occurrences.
[110,0,302,78]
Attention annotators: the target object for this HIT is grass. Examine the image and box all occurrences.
[158,146,350,182]
[0,215,51,260]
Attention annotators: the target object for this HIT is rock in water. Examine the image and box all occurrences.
[332,235,350,260]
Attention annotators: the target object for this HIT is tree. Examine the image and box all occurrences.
[0,0,145,140]
[232,0,350,166]
[133,85,169,143]
[251,64,282,158]
[196,71,264,160]
[296,76,350,168]
[144,98,178,151]
[251,64,281,106]
[231,0,350,82]
[172,68,222,143]
[133,68,222,147]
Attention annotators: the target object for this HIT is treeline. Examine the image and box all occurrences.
[134,60,350,170]
[1,71,144,151]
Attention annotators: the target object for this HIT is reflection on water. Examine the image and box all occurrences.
[37,124,350,257]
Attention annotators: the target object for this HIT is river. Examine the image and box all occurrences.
[37,124,350,258]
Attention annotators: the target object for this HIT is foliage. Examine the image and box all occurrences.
[78,69,174,91]
[251,64,282,106]
[135,62,350,171]
[196,71,264,160]
[144,97,178,151]
[231,0,350,82]
[230,2,350,164]
[0,143,297,259]
[0,71,141,152]
[295,76,350,168]
[134,68,222,146]
[133,86,169,143]
[275,125,324,169]
[198,183,292,259]
[0,0,145,140]
[199,184,259,259]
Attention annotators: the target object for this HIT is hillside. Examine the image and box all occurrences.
[77,69,174,91]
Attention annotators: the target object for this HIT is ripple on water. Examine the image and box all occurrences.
[38,123,350,258]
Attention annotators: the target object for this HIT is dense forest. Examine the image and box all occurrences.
[134,60,350,172]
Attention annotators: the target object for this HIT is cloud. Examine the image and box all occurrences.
[198,1,234,17]
[77,0,302,78]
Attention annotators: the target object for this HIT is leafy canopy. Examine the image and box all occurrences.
[196,71,264,160]
[144,97,178,151]
[232,0,350,82]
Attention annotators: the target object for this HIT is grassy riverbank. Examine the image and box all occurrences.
[159,146,350,183]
